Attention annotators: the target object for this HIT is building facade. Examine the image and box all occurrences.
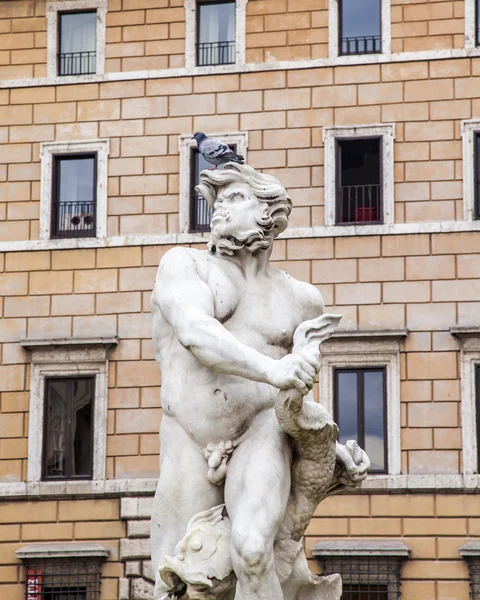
[0,0,480,598]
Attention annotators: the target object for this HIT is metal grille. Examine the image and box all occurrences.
[337,184,382,224]
[197,41,235,66]
[52,201,96,238]
[340,35,381,55]
[320,556,402,600]
[58,52,96,76]
[24,560,101,600]
[191,192,213,232]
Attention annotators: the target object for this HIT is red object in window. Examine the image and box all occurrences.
[27,567,43,600]
[355,206,376,222]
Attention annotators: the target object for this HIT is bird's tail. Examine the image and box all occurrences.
[224,152,245,164]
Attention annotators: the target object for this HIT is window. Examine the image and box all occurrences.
[43,377,94,480]
[475,133,480,220]
[336,137,382,225]
[197,0,236,66]
[51,154,97,239]
[189,144,236,232]
[335,367,387,473]
[46,0,106,79]
[339,0,381,55]
[323,124,395,228]
[58,11,97,76]
[313,542,409,600]
[178,132,248,234]
[40,140,109,242]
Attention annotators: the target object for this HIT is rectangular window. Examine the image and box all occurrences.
[197,0,236,66]
[339,0,381,55]
[334,367,387,473]
[336,137,382,225]
[59,11,97,76]
[24,560,102,600]
[475,133,480,219]
[51,154,97,239]
[189,144,236,232]
[43,376,95,480]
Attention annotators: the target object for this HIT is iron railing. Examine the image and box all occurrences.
[24,560,102,599]
[197,41,235,66]
[58,51,96,76]
[340,35,381,55]
[190,193,213,232]
[52,201,96,238]
[336,183,382,225]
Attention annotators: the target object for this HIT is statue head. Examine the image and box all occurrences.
[196,162,292,256]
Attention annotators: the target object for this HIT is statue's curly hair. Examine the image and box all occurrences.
[196,162,293,240]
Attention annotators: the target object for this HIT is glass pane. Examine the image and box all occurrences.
[340,139,380,187]
[60,12,97,54]
[71,378,94,477]
[198,2,235,43]
[341,0,381,39]
[45,379,69,478]
[336,371,358,445]
[58,157,95,205]
[364,370,386,472]
[342,584,388,599]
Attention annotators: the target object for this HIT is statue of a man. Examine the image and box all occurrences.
[150,163,368,600]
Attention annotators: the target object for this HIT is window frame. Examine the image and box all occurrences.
[461,120,480,221]
[178,131,248,234]
[46,0,107,80]
[323,124,395,229]
[475,133,480,220]
[196,0,237,67]
[334,366,388,474]
[39,140,109,242]
[57,9,98,77]
[51,152,98,240]
[338,0,382,57]
[335,135,384,226]
[42,375,96,482]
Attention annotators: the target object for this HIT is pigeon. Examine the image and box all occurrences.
[192,132,245,170]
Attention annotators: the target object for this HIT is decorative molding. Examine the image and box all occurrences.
[178,131,249,233]
[460,541,480,557]
[184,0,248,69]
[312,541,409,558]
[323,123,396,228]
[21,336,118,350]
[319,335,403,478]
[17,543,109,560]
[329,0,391,59]
[332,329,408,340]
[461,119,480,221]
[46,0,107,79]
[25,341,115,487]
[39,139,109,241]
[451,327,480,339]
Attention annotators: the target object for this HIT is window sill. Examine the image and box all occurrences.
[312,541,409,558]
[17,543,109,560]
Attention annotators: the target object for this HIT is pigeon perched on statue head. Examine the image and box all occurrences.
[192,132,245,170]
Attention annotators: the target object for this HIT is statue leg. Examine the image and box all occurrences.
[225,412,292,600]
[150,415,224,598]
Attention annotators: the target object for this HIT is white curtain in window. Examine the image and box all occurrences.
[198,2,235,43]
[60,11,97,54]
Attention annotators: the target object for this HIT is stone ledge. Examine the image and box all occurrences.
[16,543,109,560]
[332,329,409,340]
[311,541,410,558]
[20,336,119,349]
[459,541,480,557]
[450,327,480,338]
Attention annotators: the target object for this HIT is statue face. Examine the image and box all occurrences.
[210,182,266,244]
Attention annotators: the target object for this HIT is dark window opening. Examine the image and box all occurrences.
[197,0,236,66]
[334,367,387,473]
[51,154,97,239]
[189,144,236,232]
[25,560,102,600]
[336,137,382,225]
[476,365,480,471]
[342,584,388,599]
[339,0,381,55]
[43,376,95,480]
[58,11,97,76]
[475,133,480,220]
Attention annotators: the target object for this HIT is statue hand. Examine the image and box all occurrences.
[269,350,320,394]
[335,440,370,489]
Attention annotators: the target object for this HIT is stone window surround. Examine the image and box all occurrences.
[462,120,480,221]
[323,124,396,230]
[451,328,480,477]
[178,131,249,234]
[328,0,392,60]
[184,0,249,70]
[21,337,117,496]
[465,0,478,49]
[17,542,109,560]
[319,330,406,480]
[46,0,107,81]
[39,139,110,242]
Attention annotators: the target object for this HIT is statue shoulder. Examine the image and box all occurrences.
[275,270,325,319]
[159,247,211,277]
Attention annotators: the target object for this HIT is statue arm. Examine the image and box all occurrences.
[154,248,282,386]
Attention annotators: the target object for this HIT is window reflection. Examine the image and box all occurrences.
[59,11,97,75]
[197,1,236,65]
[339,0,381,55]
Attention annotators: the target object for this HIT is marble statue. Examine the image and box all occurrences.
[150,162,370,600]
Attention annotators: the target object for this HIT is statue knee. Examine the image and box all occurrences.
[232,527,269,577]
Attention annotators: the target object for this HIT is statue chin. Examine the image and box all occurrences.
[208,226,271,256]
